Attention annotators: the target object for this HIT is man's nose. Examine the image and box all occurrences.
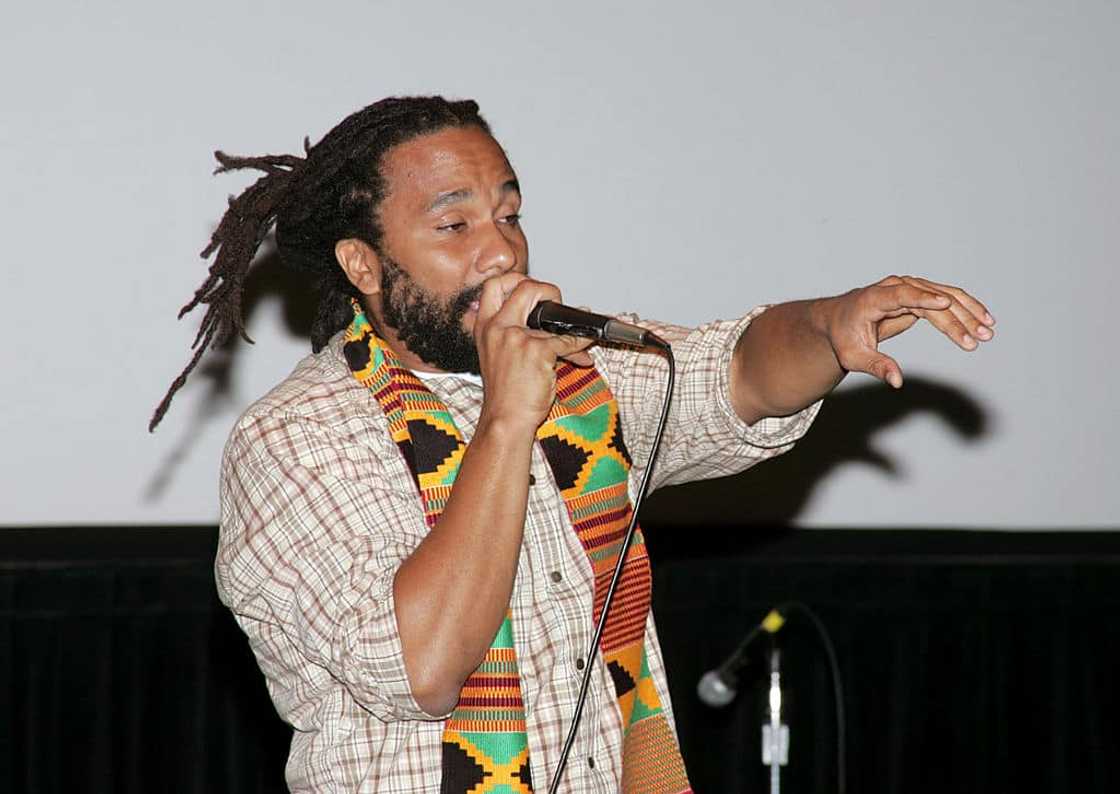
[474,221,519,276]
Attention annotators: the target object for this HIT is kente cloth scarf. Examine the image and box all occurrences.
[343,304,692,794]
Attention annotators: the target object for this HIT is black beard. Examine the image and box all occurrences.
[377,254,483,375]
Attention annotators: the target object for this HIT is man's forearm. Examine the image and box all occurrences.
[729,298,844,425]
[391,417,535,716]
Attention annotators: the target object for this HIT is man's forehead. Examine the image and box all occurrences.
[381,127,518,207]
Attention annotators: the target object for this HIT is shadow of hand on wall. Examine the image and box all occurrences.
[144,247,315,502]
[641,376,989,535]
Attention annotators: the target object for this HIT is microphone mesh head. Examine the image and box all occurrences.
[697,670,738,708]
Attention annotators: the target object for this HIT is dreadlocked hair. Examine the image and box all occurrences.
[149,95,491,431]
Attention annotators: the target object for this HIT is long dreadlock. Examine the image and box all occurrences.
[150,96,491,431]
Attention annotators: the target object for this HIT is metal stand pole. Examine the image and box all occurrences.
[761,645,789,794]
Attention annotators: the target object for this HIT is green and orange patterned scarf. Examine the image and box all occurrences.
[343,303,691,794]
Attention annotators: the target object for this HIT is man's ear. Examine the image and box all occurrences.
[335,239,382,296]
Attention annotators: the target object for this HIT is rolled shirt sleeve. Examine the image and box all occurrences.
[217,407,448,725]
[589,305,822,490]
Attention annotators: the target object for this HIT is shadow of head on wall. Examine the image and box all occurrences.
[640,376,990,530]
[144,245,317,501]
[184,242,319,402]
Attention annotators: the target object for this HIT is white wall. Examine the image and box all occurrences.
[1,1,1116,527]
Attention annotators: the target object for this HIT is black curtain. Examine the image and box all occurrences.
[646,527,1120,794]
[1,528,288,793]
[2,526,1118,793]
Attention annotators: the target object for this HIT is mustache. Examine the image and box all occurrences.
[449,282,486,315]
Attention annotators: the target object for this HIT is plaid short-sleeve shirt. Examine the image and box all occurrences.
[216,308,820,792]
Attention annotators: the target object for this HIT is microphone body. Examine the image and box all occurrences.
[526,301,667,349]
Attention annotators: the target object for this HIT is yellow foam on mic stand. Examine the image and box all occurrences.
[761,610,785,634]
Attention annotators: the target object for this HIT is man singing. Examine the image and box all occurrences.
[152,95,994,792]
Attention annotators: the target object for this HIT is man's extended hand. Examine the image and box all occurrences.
[812,275,996,389]
[729,274,996,425]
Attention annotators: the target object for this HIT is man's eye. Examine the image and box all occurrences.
[437,222,467,232]
[502,213,522,225]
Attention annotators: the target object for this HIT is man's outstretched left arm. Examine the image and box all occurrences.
[729,275,996,426]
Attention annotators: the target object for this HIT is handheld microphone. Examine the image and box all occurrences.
[526,301,668,349]
[697,608,786,708]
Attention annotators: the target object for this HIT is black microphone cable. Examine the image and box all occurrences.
[547,341,675,794]
[775,601,846,794]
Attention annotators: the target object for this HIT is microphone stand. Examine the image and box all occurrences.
[698,603,844,794]
[761,642,789,794]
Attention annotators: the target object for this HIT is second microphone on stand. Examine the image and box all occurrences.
[697,608,787,708]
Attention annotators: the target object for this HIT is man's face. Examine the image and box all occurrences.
[363,125,528,372]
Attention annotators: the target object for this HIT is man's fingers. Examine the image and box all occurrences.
[881,283,952,313]
[939,296,994,344]
[876,283,992,350]
[874,274,995,330]
[477,273,526,326]
[852,351,904,389]
[911,305,979,350]
[563,351,595,367]
[905,276,995,326]
[877,314,919,342]
[887,277,992,351]
[544,333,594,365]
[495,278,563,326]
[901,276,995,342]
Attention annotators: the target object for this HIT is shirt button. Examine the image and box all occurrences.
[550,571,562,583]
[587,757,596,769]
[575,657,585,670]
[529,473,536,485]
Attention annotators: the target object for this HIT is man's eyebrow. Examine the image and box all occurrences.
[427,189,472,213]
[425,179,521,213]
